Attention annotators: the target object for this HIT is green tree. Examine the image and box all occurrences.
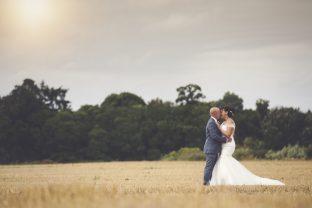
[43,110,89,162]
[301,111,312,146]
[87,125,111,160]
[256,99,269,120]
[1,79,312,163]
[175,84,205,105]
[235,109,262,144]
[101,92,146,108]
[262,107,305,150]
[0,79,52,162]
[40,81,70,111]
[217,92,243,112]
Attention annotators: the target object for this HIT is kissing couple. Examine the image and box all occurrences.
[203,106,285,186]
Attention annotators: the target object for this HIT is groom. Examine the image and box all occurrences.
[203,107,231,186]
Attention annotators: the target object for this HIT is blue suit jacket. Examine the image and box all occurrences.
[203,117,227,154]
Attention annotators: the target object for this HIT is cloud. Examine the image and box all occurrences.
[0,0,311,110]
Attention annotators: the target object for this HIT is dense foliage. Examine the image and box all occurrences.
[162,147,206,161]
[0,79,311,163]
[162,146,312,161]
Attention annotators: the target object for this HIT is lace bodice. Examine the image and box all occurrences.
[220,122,235,139]
[220,122,236,156]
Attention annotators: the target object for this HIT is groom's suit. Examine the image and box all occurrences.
[203,117,227,184]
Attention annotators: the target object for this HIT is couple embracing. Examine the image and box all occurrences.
[203,106,285,186]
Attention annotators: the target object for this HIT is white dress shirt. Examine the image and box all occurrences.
[211,116,218,124]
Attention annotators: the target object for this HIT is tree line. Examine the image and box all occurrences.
[0,79,311,163]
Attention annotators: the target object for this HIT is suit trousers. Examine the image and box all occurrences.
[204,153,219,183]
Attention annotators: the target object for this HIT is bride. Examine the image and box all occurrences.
[210,106,285,186]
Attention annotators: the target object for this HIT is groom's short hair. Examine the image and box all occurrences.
[210,107,220,116]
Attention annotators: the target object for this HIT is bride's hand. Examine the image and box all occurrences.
[226,137,232,142]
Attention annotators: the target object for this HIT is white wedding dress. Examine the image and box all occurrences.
[210,122,285,186]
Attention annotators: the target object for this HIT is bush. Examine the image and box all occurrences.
[162,145,311,161]
[243,137,267,158]
[265,145,308,160]
[162,147,205,161]
[233,147,254,160]
[231,137,267,160]
[306,145,312,158]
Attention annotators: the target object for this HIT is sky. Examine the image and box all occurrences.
[0,0,312,111]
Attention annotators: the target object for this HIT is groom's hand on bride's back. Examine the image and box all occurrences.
[226,137,232,142]
[221,136,231,143]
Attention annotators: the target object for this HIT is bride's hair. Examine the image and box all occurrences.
[221,106,235,118]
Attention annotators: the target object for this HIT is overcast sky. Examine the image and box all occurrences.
[1,0,312,111]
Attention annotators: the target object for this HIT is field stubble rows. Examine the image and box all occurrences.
[0,160,311,208]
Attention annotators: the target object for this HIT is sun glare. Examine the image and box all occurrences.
[16,0,51,27]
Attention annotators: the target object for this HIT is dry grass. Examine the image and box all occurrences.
[0,160,311,208]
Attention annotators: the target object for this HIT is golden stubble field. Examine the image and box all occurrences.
[0,160,311,208]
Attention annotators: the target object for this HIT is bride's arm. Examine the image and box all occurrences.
[217,123,234,138]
